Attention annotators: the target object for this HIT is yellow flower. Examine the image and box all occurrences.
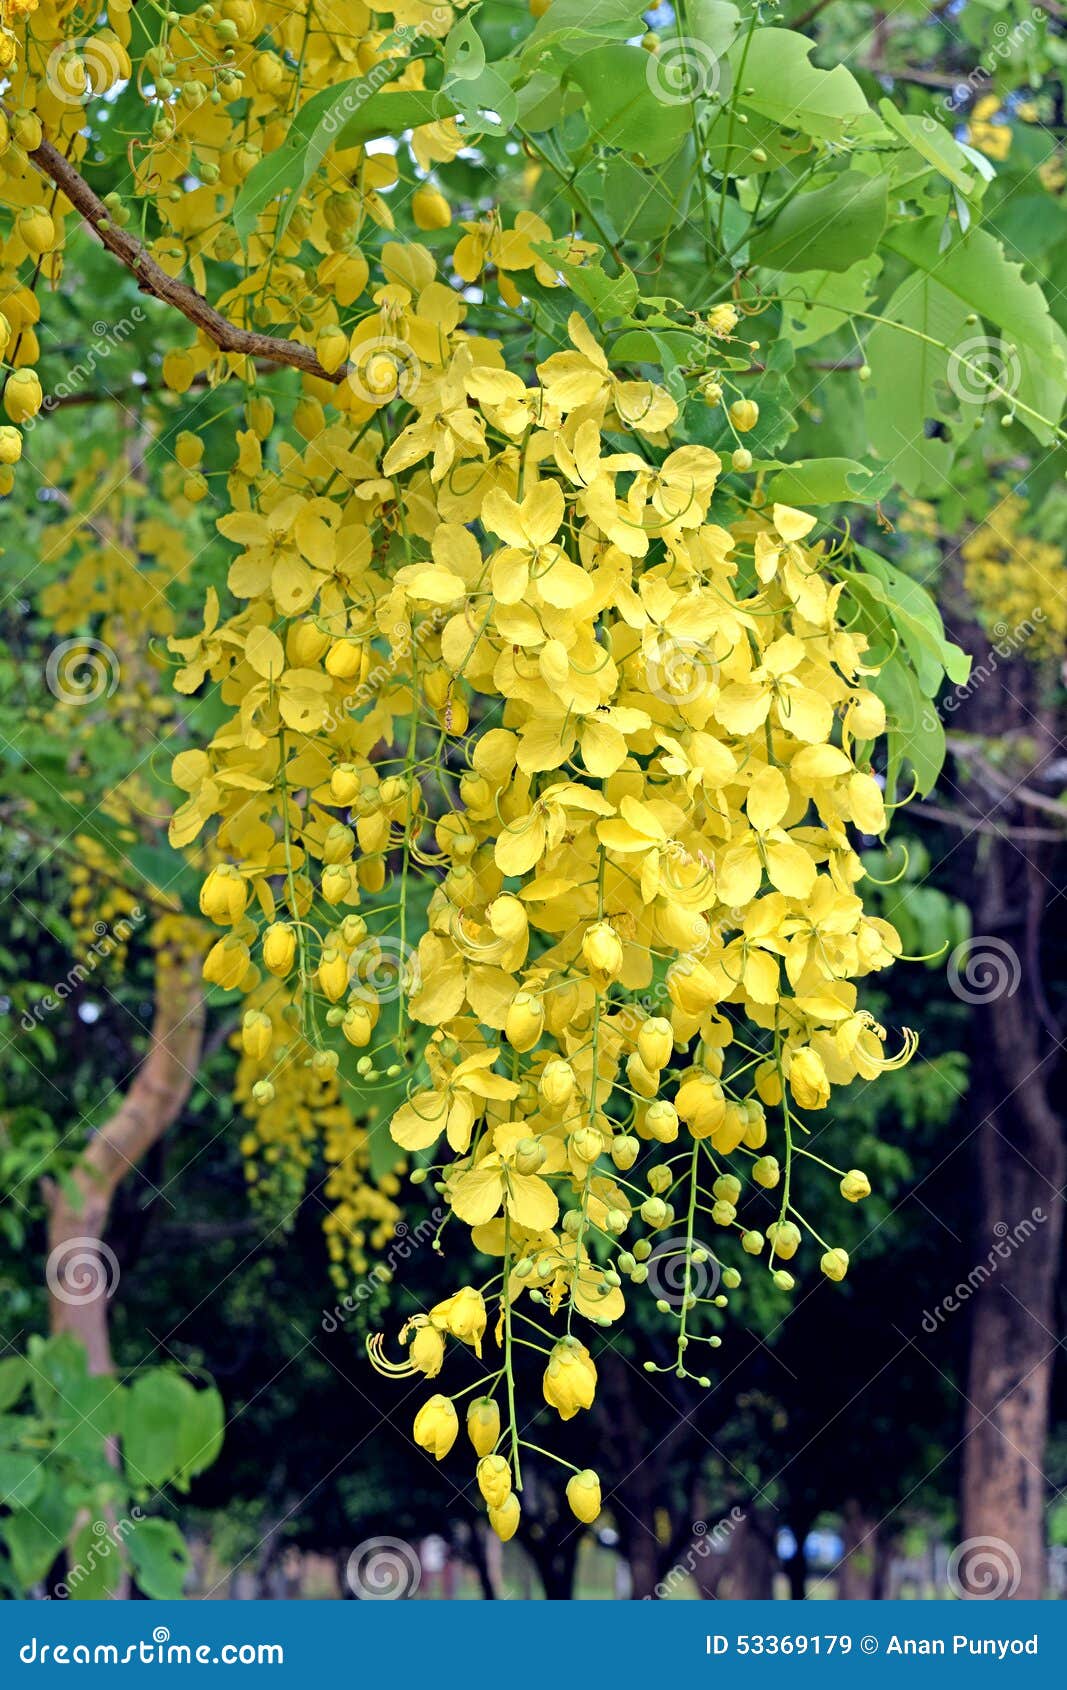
[476,1453,512,1509]
[566,1469,602,1524]
[488,1492,521,1542]
[431,1286,486,1357]
[820,1247,849,1282]
[413,1395,458,1460]
[410,1323,445,1377]
[840,1169,871,1203]
[543,1338,597,1420]
[787,1046,831,1110]
[467,1398,500,1457]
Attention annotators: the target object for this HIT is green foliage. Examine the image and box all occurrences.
[0,1335,222,1597]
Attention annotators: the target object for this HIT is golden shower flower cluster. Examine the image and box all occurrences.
[164,230,906,1536]
[6,0,918,1541]
[961,494,1067,660]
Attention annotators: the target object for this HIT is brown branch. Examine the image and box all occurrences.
[945,734,1067,826]
[24,129,347,386]
[910,800,1066,842]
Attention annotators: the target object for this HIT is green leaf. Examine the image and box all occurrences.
[522,0,645,60]
[67,1521,123,1599]
[777,257,881,351]
[879,100,977,197]
[566,44,691,164]
[442,14,485,81]
[532,244,638,323]
[173,1385,225,1488]
[601,148,695,244]
[850,547,970,690]
[883,219,1067,445]
[749,171,888,274]
[235,87,450,241]
[2,1480,75,1588]
[760,457,892,506]
[122,1373,194,1490]
[0,1358,28,1413]
[127,1518,191,1600]
[127,842,200,911]
[735,29,870,141]
[0,1450,43,1510]
[870,651,946,800]
[864,273,970,496]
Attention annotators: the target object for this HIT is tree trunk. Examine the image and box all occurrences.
[959,996,1063,1598]
[945,598,1065,1603]
[837,1501,880,1600]
[724,1510,778,1600]
[42,954,204,1598]
[784,1530,808,1599]
[44,954,204,1368]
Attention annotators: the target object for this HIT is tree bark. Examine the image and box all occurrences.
[837,1501,880,1600]
[946,599,1065,1602]
[44,951,204,1371]
[959,977,1063,1598]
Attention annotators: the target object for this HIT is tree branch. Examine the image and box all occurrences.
[25,129,347,386]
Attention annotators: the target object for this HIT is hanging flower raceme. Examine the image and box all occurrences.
[7,0,921,1547]
[157,230,908,1540]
